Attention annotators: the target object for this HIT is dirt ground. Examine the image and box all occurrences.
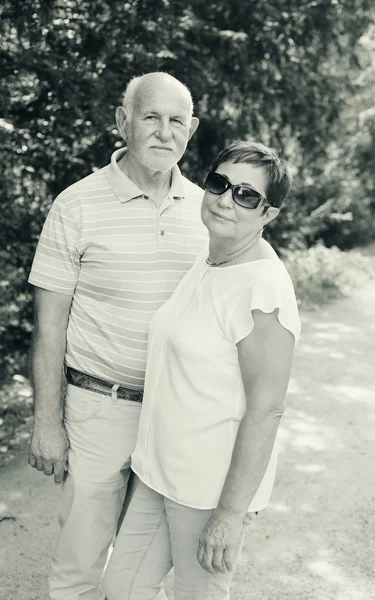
[1,282,375,600]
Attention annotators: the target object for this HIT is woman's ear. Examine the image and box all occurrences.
[263,206,279,225]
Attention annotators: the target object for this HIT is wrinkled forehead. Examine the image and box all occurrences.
[134,81,192,117]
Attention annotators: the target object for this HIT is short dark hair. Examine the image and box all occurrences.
[211,141,293,208]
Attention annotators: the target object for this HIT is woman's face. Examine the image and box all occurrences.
[201,161,278,243]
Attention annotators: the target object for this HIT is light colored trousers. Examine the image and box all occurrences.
[103,477,255,600]
[49,384,141,600]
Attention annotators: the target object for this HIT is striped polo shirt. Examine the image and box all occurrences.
[28,148,208,389]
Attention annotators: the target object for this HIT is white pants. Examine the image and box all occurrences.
[49,384,141,600]
[103,477,255,600]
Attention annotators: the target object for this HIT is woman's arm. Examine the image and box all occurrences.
[219,307,295,514]
[197,308,295,575]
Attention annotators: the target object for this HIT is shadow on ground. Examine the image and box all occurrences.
[1,285,375,600]
[230,285,375,600]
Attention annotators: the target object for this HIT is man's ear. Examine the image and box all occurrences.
[115,106,127,140]
[188,117,199,141]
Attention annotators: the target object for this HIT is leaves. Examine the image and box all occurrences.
[0,375,33,460]
[0,0,374,382]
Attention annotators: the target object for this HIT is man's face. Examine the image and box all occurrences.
[123,83,196,172]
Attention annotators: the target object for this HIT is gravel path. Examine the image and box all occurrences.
[1,283,375,600]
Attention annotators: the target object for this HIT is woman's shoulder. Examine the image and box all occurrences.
[239,259,296,298]
[228,260,301,342]
[240,241,295,286]
[217,254,292,285]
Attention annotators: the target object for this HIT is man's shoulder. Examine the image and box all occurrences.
[56,165,110,207]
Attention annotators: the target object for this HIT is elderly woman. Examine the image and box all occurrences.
[103,141,301,600]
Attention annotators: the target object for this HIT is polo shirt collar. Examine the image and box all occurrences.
[168,165,186,200]
[106,147,186,203]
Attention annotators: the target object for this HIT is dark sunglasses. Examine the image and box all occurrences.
[203,171,268,210]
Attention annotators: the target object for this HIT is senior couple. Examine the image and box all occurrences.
[28,71,300,600]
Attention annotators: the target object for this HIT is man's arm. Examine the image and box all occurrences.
[28,287,73,483]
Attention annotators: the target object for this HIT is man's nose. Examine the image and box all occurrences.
[156,119,173,141]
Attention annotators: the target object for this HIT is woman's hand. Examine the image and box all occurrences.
[197,506,245,575]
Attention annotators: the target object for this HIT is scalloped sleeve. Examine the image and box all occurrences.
[228,270,301,344]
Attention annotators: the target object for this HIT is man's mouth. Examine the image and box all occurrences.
[151,146,173,151]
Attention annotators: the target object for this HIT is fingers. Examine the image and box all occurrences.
[43,462,54,476]
[53,459,67,485]
[201,545,216,575]
[28,451,66,482]
[30,454,55,476]
[223,547,235,573]
[198,542,235,575]
[28,448,50,474]
[212,548,227,574]
[28,453,36,468]
[197,544,204,563]
[198,543,223,575]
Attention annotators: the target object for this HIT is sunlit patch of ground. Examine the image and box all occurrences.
[1,284,375,599]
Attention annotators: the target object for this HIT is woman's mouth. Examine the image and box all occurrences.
[210,210,232,222]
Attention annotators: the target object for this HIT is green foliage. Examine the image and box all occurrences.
[283,243,375,309]
[0,0,375,382]
[0,259,33,383]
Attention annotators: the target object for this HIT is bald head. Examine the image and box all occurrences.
[122,72,194,121]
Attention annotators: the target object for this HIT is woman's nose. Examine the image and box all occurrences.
[216,189,233,209]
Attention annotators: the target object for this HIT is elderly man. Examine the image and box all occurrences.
[28,72,207,600]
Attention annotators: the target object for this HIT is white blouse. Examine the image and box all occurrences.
[131,246,301,512]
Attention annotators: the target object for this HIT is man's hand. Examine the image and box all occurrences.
[28,423,69,484]
[197,506,245,575]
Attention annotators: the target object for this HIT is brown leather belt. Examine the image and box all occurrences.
[65,367,143,403]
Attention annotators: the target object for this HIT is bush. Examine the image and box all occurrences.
[1,1,375,383]
[283,243,375,309]
[0,258,34,385]
[0,374,33,461]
